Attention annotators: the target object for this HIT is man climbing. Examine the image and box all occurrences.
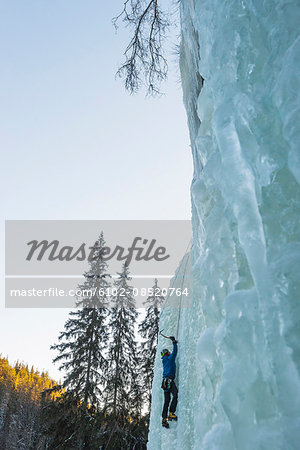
[161,336,178,428]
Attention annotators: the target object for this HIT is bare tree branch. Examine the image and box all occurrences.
[114,0,170,95]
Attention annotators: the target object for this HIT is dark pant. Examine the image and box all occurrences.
[162,380,178,418]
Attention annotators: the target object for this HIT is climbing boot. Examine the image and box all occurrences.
[168,412,177,421]
[162,418,169,428]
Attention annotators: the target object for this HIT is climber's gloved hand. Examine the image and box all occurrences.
[170,336,178,344]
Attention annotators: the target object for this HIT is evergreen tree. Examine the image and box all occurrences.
[103,263,141,446]
[51,232,110,446]
[41,388,102,450]
[0,356,56,449]
[139,279,164,412]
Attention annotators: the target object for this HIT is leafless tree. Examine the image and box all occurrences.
[114,0,170,95]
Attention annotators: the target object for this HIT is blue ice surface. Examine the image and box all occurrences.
[148,0,300,448]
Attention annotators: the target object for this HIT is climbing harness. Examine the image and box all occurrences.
[161,377,173,392]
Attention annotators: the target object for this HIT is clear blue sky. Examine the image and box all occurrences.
[0,1,192,380]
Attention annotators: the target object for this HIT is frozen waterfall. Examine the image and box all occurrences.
[148,0,300,449]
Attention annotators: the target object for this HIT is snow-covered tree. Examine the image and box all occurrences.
[104,263,140,424]
[139,279,164,412]
[52,232,110,409]
[41,387,102,449]
[50,232,111,447]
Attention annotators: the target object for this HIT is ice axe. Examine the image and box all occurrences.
[160,329,178,344]
[159,329,172,340]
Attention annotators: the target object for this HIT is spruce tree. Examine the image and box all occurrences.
[138,279,164,412]
[103,263,140,441]
[51,232,110,447]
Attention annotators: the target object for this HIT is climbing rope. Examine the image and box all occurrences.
[159,237,192,346]
[160,238,192,319]
[175,250,192,340]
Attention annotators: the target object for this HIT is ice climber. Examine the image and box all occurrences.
[161,336,178,428]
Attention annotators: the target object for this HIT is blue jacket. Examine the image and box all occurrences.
[162,343,177,378]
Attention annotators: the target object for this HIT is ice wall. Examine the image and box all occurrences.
[148,1,300,449]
